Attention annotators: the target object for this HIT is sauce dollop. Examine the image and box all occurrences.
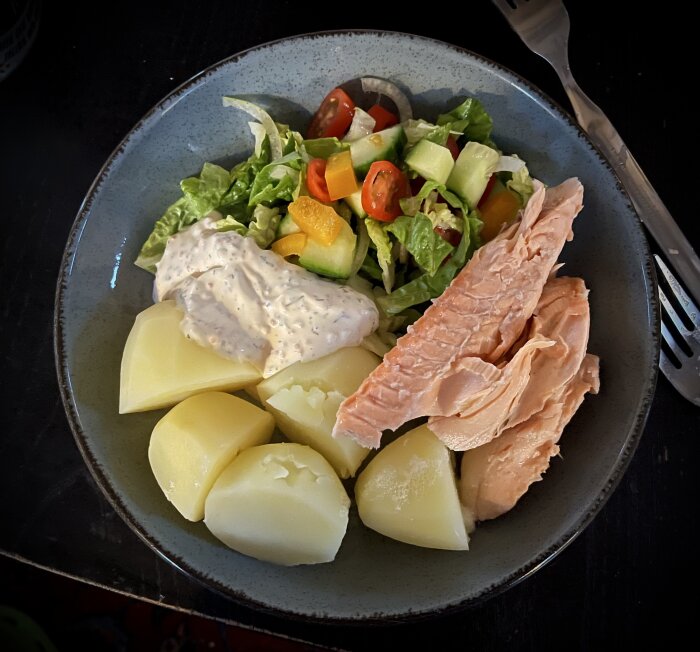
[156,218,379,377]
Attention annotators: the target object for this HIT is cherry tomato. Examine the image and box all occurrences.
[306,159,331,202]
[306,88,355,139]
[361,161,411,222]
[367,104,399,132]
[445,135,460,160]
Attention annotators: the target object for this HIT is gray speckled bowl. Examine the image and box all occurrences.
[55,31,657,621]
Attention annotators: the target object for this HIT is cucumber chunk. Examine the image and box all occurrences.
[405,139,455,185]
[349,125,406,177]
[446,141,500,209]
[276,212,301,238]
[343,189,367,219]
[298,219,357,279]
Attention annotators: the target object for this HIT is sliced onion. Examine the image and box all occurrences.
[248,121,267,157]
[222,97,283,161]
[343,107,376,142]
[360,77,413,123]
[494,155,526,173]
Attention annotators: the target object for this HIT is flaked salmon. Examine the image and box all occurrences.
[426,335,554,450]
[459,353,600,521]
[332,178,585,449]
[428,276,591,450]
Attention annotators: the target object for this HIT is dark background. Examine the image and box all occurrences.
[1,1,698,650]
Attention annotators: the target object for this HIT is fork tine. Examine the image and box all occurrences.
[655,254,699,329]
[659,287,692,339]
[660,320,688,362]
[659,348,679,376]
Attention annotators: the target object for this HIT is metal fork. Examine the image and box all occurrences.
[655,256,700,405]
[493,0,700,404]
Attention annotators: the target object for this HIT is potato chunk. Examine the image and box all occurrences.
[204,443,350,566]
[148,392,274,521]
[120,300,261,413]
[256,347,379,478]
[355,424,469,550]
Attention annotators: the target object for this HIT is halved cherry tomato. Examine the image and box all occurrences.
[306,159,331,203]
[445,135,460,160]
[307,88,355,139]
[367,104,399,132]
[361,161,411,222]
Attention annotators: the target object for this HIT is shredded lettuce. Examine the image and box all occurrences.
[402,119,458,148]
[135,162,233,272]
[214,206,281,248]
[278,124,303,156]
[214,214,247,235]
[302,137,349,160]
[248,151,302,206]
[365,218,395,292]
[506,165,535,206]
[437,97,494,145]
[246,205,282,248]
[402,183,465,233]
[377,199,482,315]
[386,213,454,276]
[217,139,271,221]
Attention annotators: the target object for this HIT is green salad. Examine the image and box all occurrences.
[135,78,534,349]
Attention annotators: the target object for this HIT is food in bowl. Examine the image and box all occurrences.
[119,79,599,565]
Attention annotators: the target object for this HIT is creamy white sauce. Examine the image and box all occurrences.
[156,218,379,377]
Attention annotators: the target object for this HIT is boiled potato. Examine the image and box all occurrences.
[355,424,470,550]
[120,300,261,413]
[256,347,379,478]
[148,392,274,521]
[204,443,350,565]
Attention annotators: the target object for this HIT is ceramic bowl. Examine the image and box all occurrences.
[55,31,657,621]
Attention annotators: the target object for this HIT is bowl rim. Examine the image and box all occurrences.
[53,29,659,624]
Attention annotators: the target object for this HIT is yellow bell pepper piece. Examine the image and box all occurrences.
[271,232,307,257]
[325,150,359,201]
[288,196,344,246]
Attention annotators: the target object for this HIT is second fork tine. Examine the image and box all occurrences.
[655,255,700,333]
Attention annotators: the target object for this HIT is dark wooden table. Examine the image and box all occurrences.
[2,2,698,649]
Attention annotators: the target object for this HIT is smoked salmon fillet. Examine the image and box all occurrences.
[332,178,585,449]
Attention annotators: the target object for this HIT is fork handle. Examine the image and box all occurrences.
[557,70,700,301]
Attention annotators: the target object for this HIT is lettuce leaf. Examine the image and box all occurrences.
[302,137,349,159]
[248,152,302,206]
[217,137,271,220]
[214,205,281,248]
[246,205,282,248]
[214,214,247,236]
[135,162,232,272]
[506,165,535,206]
[377,206,481,315]
[365,218,395,292]
[403,119,455,148]
[437,98,493,145]
[386,213,454,276]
